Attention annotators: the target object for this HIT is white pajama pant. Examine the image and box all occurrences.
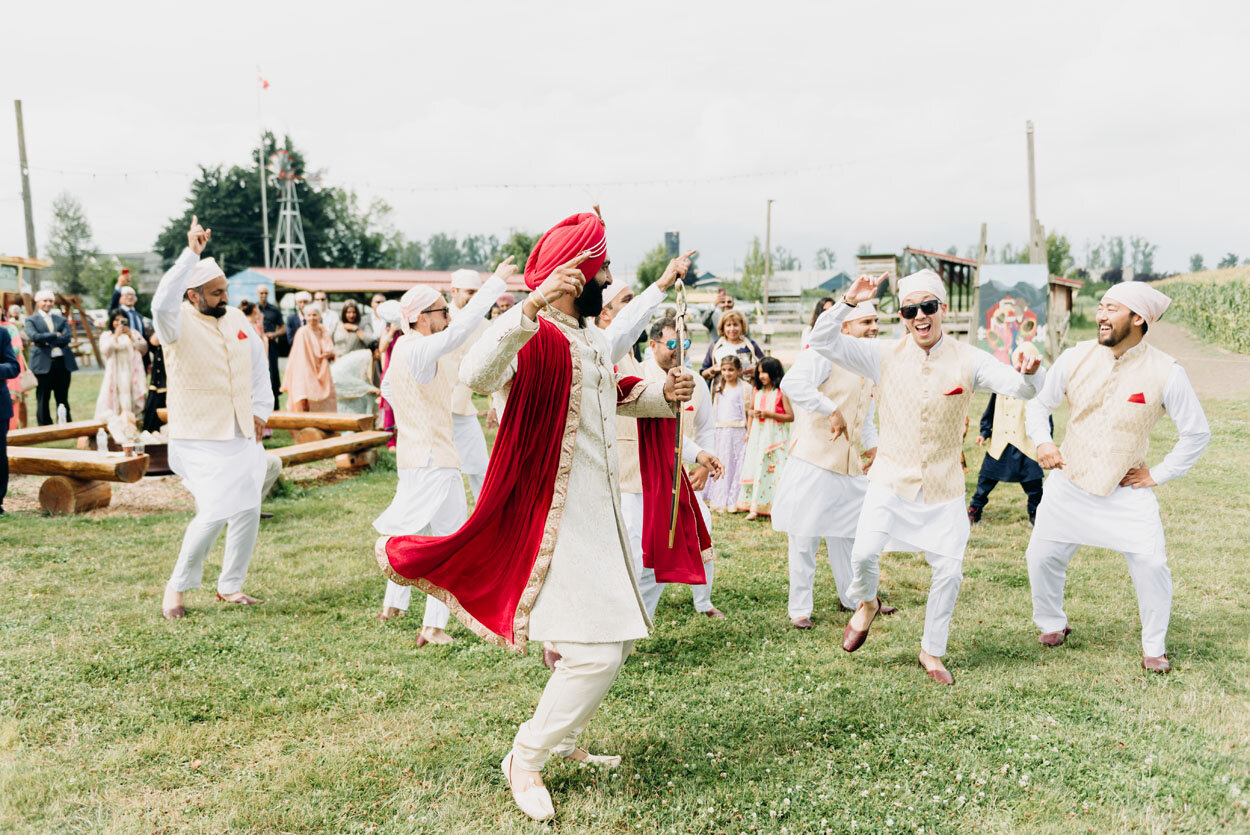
[512,640,634,772]
[452,414,487,500]
[262,453,282,498]
[847,529,963,658]
[787,535,855,617]
[620,492,714,618]
[1026,537,1172,657]
[168,506,261,596]
[382,580,450,630]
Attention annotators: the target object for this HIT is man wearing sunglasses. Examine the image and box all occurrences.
[807,269,1043,685]
[373,260,513,646]
[633,317,727,620]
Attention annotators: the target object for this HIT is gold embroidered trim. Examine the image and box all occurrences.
[540,307,584,330]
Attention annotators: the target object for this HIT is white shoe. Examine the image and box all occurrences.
[501,752,555,821]
[562,748,622,768]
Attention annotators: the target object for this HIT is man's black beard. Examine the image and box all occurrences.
[1098,318,1130,347]
[574,277,607,319]
[198,300,227,319]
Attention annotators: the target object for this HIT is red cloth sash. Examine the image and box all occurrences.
[382,318,708,649]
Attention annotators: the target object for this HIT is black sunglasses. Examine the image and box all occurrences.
[900,299,941,319]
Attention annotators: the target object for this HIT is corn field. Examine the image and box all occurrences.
[1164,279,1250,353]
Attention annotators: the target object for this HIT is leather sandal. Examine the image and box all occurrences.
[162,606,186,620]
[216,592,264,605]
[918,656,954,685]
[501,752,554,821]
[562,748,622,768]
[1038,625,1072,647]
[842,598,883,652]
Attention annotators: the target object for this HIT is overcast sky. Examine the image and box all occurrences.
[4,1,1248,276]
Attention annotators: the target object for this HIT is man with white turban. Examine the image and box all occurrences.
[374,263,512,646]
[1023,282,1209,673]
[808,269,1043,684]
[774,301,899,629]
[446,269,492,497]
[155,217,274,620]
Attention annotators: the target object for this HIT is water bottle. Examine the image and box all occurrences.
[57,404,68,424]
[96,428,109,452]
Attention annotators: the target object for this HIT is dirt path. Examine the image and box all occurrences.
[1145,321,1250,400]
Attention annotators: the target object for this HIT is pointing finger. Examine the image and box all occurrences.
[564,251,591,269]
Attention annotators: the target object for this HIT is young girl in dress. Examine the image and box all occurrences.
[738,356,794,520]
[706,355,750,512]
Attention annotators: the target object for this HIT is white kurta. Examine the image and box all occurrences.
[460,304,675,644]
[772,348,879,538]
[806,304,1044,558]
[1024,350,1210,554]
[152,249,273,522]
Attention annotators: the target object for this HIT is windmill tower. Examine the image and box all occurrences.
[270,149,311,268]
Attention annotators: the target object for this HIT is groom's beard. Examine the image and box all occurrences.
[574,277,607,319]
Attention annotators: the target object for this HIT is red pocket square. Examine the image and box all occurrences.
[943,386,964,396]
[1128,392,1146,404]
[237,329,249,340]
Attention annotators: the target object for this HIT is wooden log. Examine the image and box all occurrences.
[335,448,379,470]
[39,477,112,514]
[6,419,107,446]
[274,430,391,467]
[154,408,374,433]
[9,448,149,483]
[292,427,334,445]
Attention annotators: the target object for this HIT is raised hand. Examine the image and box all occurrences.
[843,273,886,305]
[492,254,518,283]
[187,215,212,255]
[1015,353,1042,375]
[1037,442,1064,470]
[657,250,698,291]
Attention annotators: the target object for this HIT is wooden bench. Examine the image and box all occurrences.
[7,419,106,447]
[9,447,149,514]
[272,430,391,471]
[154,409,376,444]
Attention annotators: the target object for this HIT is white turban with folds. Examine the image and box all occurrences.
[897,269,947,304]
[601,279,632,308]
[845,300,879,322]
[449,269,482,290]
[189,257,225,289]
[1102,281,1171,324]
[399,285,444,332]
[376,299,403,326]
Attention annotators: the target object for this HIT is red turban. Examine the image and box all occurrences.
[523,212,607,289]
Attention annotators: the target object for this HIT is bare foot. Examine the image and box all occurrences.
[162,585,183,611]
[848,598,880,632]
[417,627,454,646]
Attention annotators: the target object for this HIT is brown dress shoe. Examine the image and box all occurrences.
[844,602,897,615]
[1142,655,1171,673]
[703,607,727,619]
[162,606,186,620]
[216,592,264,605]
[790,616,814,630]
[919,657,954,685]
[842,598,883,653]
[1038,626,1072,647]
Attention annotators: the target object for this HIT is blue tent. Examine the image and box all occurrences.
[226,269,276,305]
[817,272,851,294]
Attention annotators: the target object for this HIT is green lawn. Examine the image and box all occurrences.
[2,373,1248,832]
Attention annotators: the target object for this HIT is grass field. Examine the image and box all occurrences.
[2,371,1248,832]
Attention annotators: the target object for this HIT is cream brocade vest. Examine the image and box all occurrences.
[988,396,1036,461]
[164,302,255,441]
[615,352,645,494]
[448,305,488,417]
[390,334,460,470]
[788,363,875,476]
[871,337,976,503]
[1059,339,1173,496]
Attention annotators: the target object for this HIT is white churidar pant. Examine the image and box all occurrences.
[452,414,487,500]
[787,536,855,616]
[1026,472,1173,657]
[168,506,260,595]
[374,465,467,631]
[620,491,714,617]
[512,640,635,771]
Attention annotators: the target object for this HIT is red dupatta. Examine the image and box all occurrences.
[378,317,707,652]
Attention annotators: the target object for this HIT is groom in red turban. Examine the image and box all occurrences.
[376,210,706,821]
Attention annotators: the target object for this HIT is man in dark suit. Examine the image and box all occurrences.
[283,290,310,353]
[24,290,79,425]
[1,325,21,515]
[256,285,285,407]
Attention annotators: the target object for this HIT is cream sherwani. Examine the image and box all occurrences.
[460,302,675,772]
[447,301,492,498]
[1023,339,1209,657]
[808,301,1043,657]
[153,248,274,595]
[774,347,879,615]
[375,276,505,628]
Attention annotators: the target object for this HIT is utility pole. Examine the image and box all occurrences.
[1026,121,1045,266]
[258,139,271,268]
[969,222,988,345]
[14,101,39,284]
[762,198,774,342]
